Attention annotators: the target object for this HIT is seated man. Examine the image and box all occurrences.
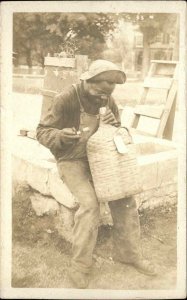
[36,60,156,289]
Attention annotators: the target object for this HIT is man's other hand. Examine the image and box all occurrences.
[60,127,80,144]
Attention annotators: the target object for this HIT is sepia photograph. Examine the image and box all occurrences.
[0,1,186,299]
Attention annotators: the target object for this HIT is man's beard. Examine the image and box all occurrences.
[87,94,109,106]
[83,81,111,106]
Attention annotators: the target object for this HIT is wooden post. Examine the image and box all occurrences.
[40,56,79,122]
[157,80,178,139]
[40,55,88,122]
[75,55,89,78]
[162,92,177,140]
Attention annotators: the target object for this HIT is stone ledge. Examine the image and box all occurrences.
[12,135,178,242]
[135,182,177,210]
[12,135,178,209]
[12,136,77,209]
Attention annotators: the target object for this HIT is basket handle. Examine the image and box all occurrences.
[114,126,133,142]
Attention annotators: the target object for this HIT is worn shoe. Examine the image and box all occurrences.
[131,259,157,276]
[68,268,89,289]
[113,255,157,277]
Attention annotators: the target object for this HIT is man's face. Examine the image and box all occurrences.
[87,80,116,99]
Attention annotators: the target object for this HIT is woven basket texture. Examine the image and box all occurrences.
[87,124,142,202]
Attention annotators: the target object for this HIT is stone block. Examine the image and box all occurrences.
[133,134,176,154]
[135,142,155,156]
[139,157,158,191]
[48,168,77,209]
[27,162,50,195]
[157,152,178,186]
[12,156,28,183]
[137,183,177,211]
[30,193,60,216]
[12,180,30,199]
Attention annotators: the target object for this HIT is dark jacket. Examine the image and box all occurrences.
[36,83,120,161]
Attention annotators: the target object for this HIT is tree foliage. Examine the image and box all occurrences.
[13,13,116,66]
[13,12,178,77]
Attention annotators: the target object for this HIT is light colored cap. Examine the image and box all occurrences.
[80,59,126,84]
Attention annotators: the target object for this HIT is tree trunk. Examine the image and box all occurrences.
[141,31,151,79]
[26,49,32,68]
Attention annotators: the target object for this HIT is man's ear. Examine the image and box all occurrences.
[85,82,99,96]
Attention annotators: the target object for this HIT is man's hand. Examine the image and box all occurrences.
[101,108,117,125]
[60,127,80,144]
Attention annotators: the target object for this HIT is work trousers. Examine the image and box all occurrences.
[57,159,141,273]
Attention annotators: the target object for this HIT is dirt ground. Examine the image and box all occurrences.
[12,186,177,290]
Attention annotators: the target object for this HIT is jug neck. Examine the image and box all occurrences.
[99,106,107,126]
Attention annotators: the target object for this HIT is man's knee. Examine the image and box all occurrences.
[81,201,100,216]
[77,200,100,223]
[74,201,100,232]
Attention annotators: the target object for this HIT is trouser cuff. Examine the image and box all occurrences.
[71,261,91,274]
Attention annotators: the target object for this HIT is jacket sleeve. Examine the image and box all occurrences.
[36,93,71,154]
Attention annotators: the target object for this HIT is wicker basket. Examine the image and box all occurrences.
[87,122,142,202]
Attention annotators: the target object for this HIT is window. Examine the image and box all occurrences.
[135,34,143,47]
[155,33,163,43]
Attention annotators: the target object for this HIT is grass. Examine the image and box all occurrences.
[12,185,177,289]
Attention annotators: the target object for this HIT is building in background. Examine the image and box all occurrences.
[134,31,175,72]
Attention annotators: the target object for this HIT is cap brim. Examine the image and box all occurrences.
[80,70,126,84]
[80,71,91,81]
